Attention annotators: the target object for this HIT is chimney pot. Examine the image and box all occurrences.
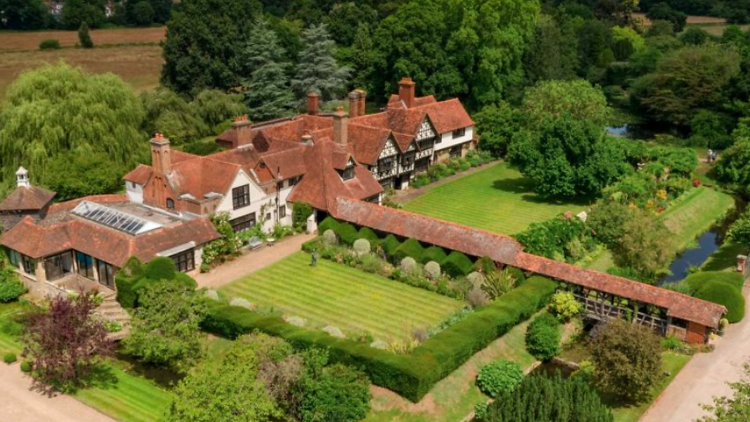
[333,108,348,146]
[398,77,416,108]
[348,91,360,118]
[355,89,366,117]
[307,91,320,116]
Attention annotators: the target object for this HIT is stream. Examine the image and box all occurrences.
[660,230,721,284]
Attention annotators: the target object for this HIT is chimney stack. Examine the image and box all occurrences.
[307,91,320,116]
[333,106,348,146]
[15,167,30,188]
[398,77,416,108]
[150,133,171,175]
[348,90,360,118]
[301,130,313,146]
[355,89,366,117]
[232,114,253,147]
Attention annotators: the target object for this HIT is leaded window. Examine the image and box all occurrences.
[232,185,250,209]
[230,213,256,232]
[171,249,195,273]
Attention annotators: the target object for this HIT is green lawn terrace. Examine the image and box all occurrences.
[220,252,464,343]
[403,163,591,235]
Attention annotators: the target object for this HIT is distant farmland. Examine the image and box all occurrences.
[0,27,166,100]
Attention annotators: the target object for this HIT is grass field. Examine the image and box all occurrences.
[220,252,464,342]
[0,28,165,100]
[365,314,537,422]
[402,163,590,235]
[585,186,734,272]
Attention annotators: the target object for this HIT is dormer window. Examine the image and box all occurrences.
[166,198,175,209]
[340,160,355,181]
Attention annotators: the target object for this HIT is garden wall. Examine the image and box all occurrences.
[202,276,557,402]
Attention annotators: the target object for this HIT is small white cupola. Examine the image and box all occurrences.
[16,166,30,188]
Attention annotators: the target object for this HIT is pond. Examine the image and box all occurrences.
[660,230,721,284]
[605,124,656,140]
[531,359,577,378]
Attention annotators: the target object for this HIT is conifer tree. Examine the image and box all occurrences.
[291,23,351,104]
[350,23,376,94]
[243,19,294,121]
[78,21,94,48]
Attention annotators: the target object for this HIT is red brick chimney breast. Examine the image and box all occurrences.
[307,92,320,116]
[333,106,348,146]
[398,77,416,108]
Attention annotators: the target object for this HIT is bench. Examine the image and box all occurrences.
[247,236,263,250]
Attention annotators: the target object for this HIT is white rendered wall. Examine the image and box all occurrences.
[434,125,474,153]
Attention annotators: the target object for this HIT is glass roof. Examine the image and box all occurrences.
[72,201,162,235]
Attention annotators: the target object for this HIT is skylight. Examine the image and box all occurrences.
[72,201,162,235]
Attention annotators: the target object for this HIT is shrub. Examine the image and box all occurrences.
[422,246,448,265]
[380,235,401,257]
[201,276,557,402]
[549,291,582,322]
[115,256,145,308]
[506,267,526,285]
[475,256,497,274]
[684,271,745,294]
[359,254,383,274]
[400,257,417,272]
[467,287,490,308]
[39,39,61,50]
[393,238,425,263]
[424,261,441,279]
[292,202,314,229]
[476,360,524,398]
[694,281,745,323]
[334,223,359,246]
[443,251,474,277]
[322,230,337,245]
[353,239,371,255]
[0,273,26,303]
[525,313,561,360]
[357,227,379,243]
[3,353,17,364]
[20,361,32,373]
[317,216,339,234]
[145,257,177,281]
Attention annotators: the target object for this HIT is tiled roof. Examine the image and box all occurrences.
[47,194,128,214]
[123,164,152,185]
[415,98,474,134]
[0,186,56,211]
[331,197,726,329]
[1,201,220,267]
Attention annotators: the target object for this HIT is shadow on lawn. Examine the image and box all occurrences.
[491,177,594,207]
[115,352,184,389]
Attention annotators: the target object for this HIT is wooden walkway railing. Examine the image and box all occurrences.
[573,293,668,334]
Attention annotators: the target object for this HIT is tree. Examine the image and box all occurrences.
[123,281,207,373]
[0,0,47,30]
[480,374,613,422]
[588,201,637,248]
[349,23,377,94]
[148,0,172,23]
[22,291,114,393]
[42,150,126,200]
[325,2,378,46]
[612,209,673,276]
[0,63,147,195]
[190,89,246,132]
[523,14,579,85]
[508,115,630,197]
[140,88,208,144]
[588,319,662,403]
[243,19,295,121]
[715,124,750,190]
[61,0,105,29]
[78,21,94,48]
[131,1,154,26]
[631,44,741,127]
[522,79,610,128]
[293,349,371,422]
[291,23,351,103]
[474,102,520,157]
[165,338,280,422]
[698,363,750,422]
[647,2,687,33]
[0,263,25,302]
[161,0,262,95]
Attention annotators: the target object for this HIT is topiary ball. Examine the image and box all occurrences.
[20,361,32,373]
[467,271,486,287]
[353,239,371,255]
[3,353,17,364]
[323,229,338,245]
[424,261,441,279]
[400,257,417,272]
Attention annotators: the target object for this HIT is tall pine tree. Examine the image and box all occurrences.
[291,23,351,104]
[350,23,376,94]
[243,19,294,121]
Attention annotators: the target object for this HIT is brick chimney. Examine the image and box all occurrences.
[232,114,253,147]
[398,77,416,108]
[355,89,366,117]
[150,133,171,175]
[333,106,348,146]
[348,90,360,118]
[307,91,320,116]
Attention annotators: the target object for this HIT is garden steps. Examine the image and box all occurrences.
[94,293,131,341]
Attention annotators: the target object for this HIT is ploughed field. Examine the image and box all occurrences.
[220,252,464,342]
[402,163,589,235]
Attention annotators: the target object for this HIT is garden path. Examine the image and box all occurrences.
[194,234,315,289]
[0,362,117,422]
[639,283,750,422]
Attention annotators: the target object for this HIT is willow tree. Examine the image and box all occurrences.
[0,63,148,195]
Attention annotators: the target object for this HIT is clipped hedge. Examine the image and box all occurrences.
[443,251,474,277]
[506,266,527,285]
[380,235,401,256]
[525,312,561,360]
[334,223,360,245]
[357,227,380,243]
[684,271,744,294]
[317,216,339,235]
[145,257,176,281]
[116,256,145,308]
[393,238,425,263]
[423,246,448,265]
[202,276,557,402]
[695,281,745,323]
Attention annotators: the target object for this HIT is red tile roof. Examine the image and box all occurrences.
[0,186,55,211]
[123,164,152,185]
[331,197,726,329]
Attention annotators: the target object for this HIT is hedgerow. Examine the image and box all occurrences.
[317,216,339,235]
[394,238,425,263]
[357,227,379,244]
[202,276,557,401]
[422,246,448,264]
[334,223,360,245]
[380,235,401,257]
[695,281,745,323]
[443,251,474,277]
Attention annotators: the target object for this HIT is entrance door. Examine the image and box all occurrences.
[76,252,95,280]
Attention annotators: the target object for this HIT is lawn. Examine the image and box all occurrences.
[365,314,537,422]
[611,352,692,422]
[585,186,734,272]
[220,252,464,342]
[402,163,590,235]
